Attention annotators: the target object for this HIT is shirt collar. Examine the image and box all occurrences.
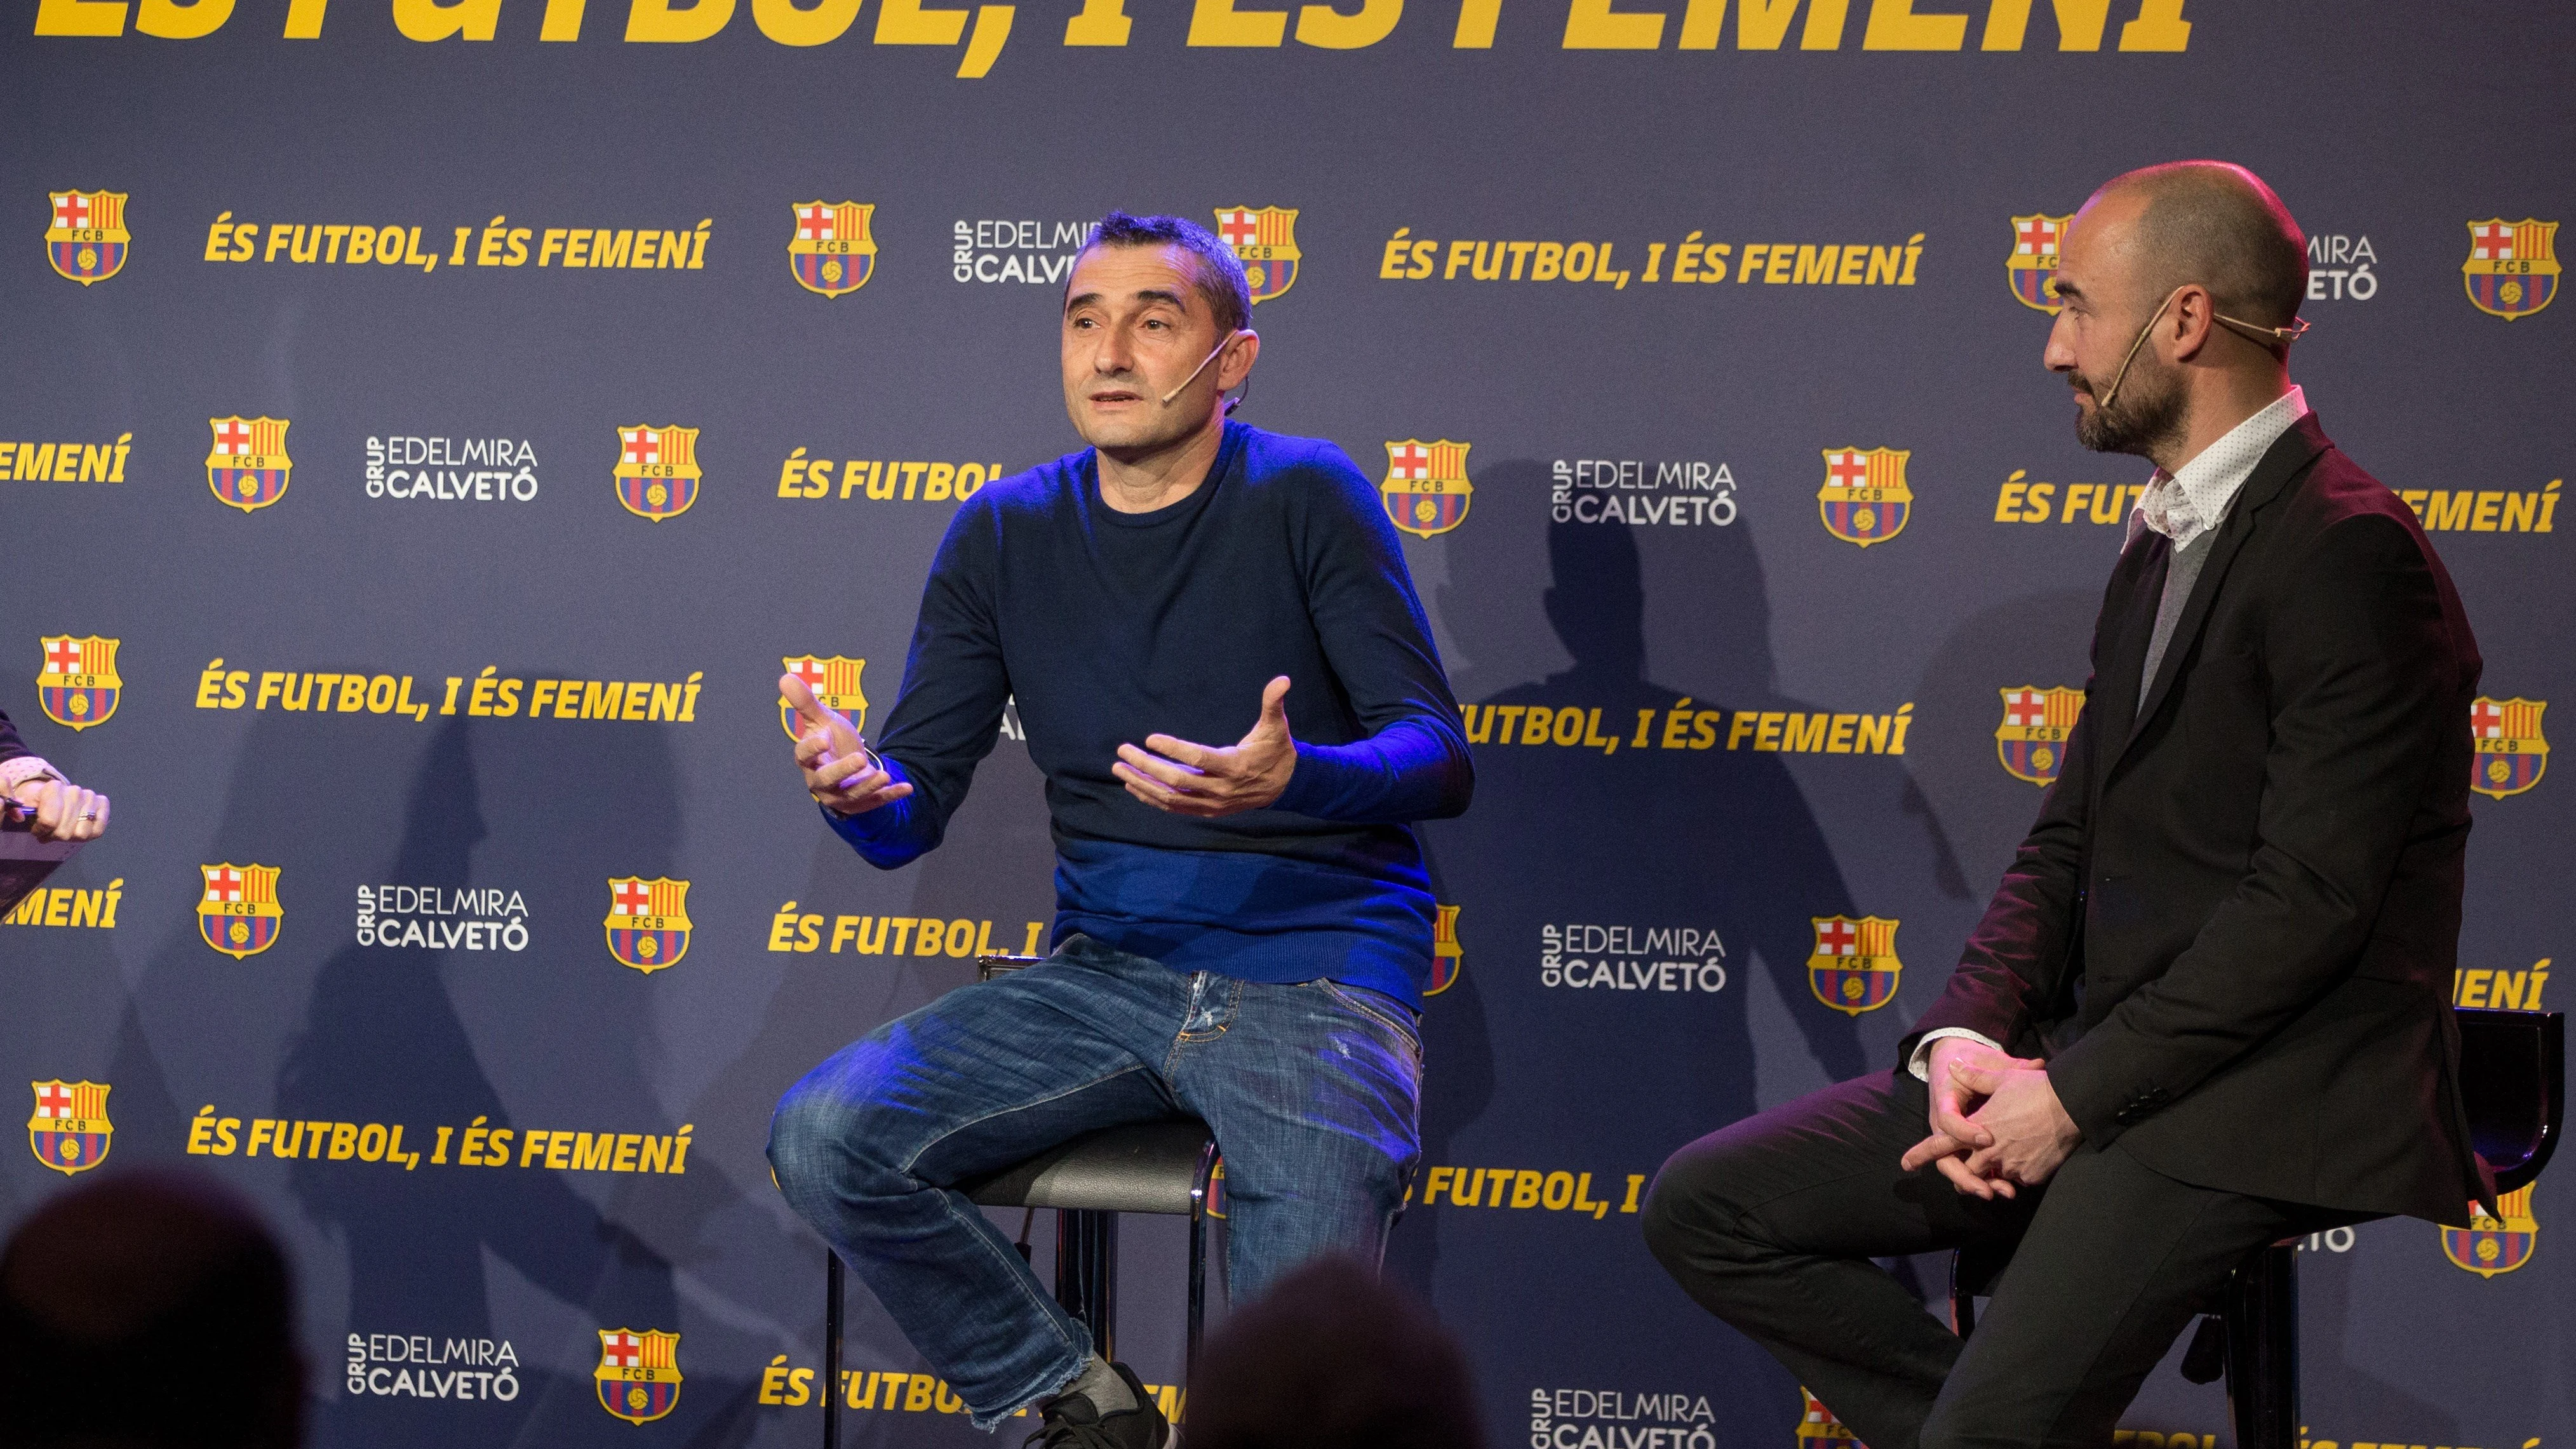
[2126,386,2310,551]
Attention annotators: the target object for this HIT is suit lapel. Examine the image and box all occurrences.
[2114,414,2331,766]
[2095,531,2168,751]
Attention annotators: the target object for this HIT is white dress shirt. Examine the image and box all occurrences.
[0,755,64,796]
[1909,387,2311,1083]
[2124,385,2310,551]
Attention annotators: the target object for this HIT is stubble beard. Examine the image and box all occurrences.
[2073,356,2189,462]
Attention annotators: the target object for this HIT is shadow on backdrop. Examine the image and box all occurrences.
[259,714,731,1449]
[1400,462,1881,1441]
[1905,589,2105,900]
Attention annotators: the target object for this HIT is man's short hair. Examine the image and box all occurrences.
[2099,161,2309,329]
[1079,211,1252,337]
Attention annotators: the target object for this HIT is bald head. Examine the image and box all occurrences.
[2088,161,2307,328]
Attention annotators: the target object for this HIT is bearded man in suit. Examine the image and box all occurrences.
[1642,161,2489,1449]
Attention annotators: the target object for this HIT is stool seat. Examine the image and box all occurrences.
[964,1119,1219,1217]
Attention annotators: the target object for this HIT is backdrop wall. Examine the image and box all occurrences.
[4,2,2566,1445]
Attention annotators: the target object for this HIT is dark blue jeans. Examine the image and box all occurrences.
[767,934,1422,1429]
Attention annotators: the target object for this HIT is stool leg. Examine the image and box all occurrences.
[1054,1208,1119,1363]
[2223,1243,2298,1449]
[823,1248,843,1449]
[1092,1212,1118,1362]
[1186,1205,1207,1386]
[1948,1252,1976,1339]
[1054,1208,1079,1335]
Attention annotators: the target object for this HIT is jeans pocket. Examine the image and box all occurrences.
[1317,980,1422,1057]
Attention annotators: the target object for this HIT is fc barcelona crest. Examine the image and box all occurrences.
[2443,1184,2537,1278]
[789,201,877,298]
[2469,697,2547,799]
[46,190,129,285]
[780,656,868,741]
[1796,1387,1867,1449]
[206,417,292,513]
[1383,440,1472,539]
[607,877,692,973]
[1214,206,1300,304]
[1995,686,2083,786]
[1426,903,1463,996]
[614,425,703,522]
[594,1328,683,1424]
[2462,218,2559,320]
[2005,213,2071,314]
[1808,915,1900,1017]
[29,1081,112,1176]
[1816,448,1910,547]
[37,636,121,731]
[199,864,283,959]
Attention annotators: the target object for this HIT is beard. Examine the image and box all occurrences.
[2071,354,2188,459]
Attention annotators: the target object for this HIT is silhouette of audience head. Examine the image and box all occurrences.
[0,1167,304,1448]
[1188,1255,1485,1449]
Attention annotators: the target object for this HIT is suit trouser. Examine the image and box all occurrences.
[1642,1068,2340,1449]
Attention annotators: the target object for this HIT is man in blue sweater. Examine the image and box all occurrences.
[768,213,1473,1448]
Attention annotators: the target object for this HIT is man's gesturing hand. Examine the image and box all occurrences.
[1900,1037,2048,1201]
[784,673,912,817]
[1113,676,1298,818]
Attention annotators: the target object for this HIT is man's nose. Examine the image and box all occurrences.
[2042,314,2077,373]
[1092,323,1136,373]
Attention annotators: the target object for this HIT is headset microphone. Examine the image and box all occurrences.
[1160,331,1247,406]
[2096,287,2312,411]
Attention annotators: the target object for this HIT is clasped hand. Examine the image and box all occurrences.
[1900,1037,2083,1200]
[6,778,108,843]
[1111,676,1297,818]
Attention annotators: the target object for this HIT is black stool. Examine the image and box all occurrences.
[1950,1007,2563,1449]
[821,953,1223,1447]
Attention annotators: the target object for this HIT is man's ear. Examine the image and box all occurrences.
[1218,330,1261,389]
[2168,286,2217,362]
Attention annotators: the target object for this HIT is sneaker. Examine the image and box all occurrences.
[1021,1361,1169,1449]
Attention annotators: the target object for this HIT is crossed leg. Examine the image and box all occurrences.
[1644,1069,2318,1449]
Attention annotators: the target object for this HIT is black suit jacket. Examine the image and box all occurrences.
[1905,413,2492,1227]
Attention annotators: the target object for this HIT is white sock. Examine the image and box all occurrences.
[1063,1354,1134,1415]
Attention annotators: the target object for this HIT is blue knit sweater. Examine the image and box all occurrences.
[826,422,1474,1007]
